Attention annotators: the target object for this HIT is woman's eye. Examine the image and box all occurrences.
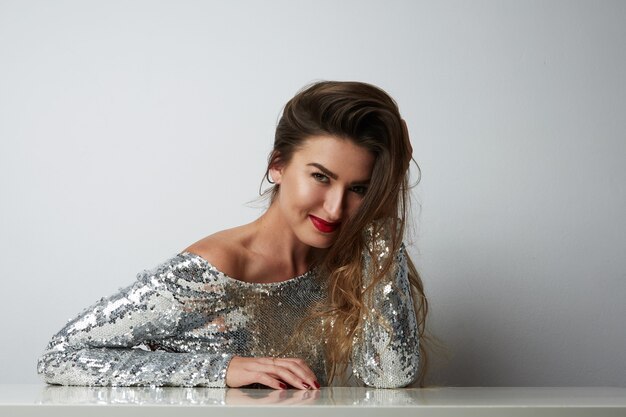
[350,185,368,196]
[312,172,329,183]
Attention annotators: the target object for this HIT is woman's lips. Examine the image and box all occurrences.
[309,215,340,233]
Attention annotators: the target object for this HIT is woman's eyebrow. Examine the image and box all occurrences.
[307,163,338,180]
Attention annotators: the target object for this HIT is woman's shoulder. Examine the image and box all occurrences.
[181,227,248,279]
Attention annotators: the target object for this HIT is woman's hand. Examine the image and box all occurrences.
[225,356,320,390]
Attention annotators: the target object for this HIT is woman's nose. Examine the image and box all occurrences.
[323,188,344,221]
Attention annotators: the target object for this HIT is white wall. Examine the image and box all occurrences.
[1,0,624,386]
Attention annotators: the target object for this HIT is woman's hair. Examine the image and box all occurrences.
[265,81,429,386]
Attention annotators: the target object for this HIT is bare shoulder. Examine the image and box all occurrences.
[182,227,247,278]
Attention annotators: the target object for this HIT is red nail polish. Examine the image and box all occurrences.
[314,381,320,389]
[303,383,311,389]
[279,382,287,389]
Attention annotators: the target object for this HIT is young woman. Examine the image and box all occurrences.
[37,81,428,389]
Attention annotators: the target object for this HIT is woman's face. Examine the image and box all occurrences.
[270,135,375,249]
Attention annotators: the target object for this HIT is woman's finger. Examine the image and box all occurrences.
[253,362,309,389]
[256,372,288,390]
[276,357,318,383]
[260,358,319,389]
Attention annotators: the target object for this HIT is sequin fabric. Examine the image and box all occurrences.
[353,229,420,388]
[37,232,418,388]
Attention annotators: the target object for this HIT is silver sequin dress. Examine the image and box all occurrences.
[37,233,419,388]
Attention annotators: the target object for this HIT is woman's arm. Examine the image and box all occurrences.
[351,238,420,388]
[37,259,232,387]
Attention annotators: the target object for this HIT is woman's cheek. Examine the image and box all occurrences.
[345,195,364,219]
[296,179,320,203]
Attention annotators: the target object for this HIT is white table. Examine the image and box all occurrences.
[1,385,625,416]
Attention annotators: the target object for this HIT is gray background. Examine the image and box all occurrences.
[1,0,624,386]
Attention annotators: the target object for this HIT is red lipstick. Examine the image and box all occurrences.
[309,215,340,233]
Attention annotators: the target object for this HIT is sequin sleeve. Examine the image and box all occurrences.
[36,256,233,387]
[351,234,420,388]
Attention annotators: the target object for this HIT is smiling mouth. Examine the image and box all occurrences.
[309,215,341,233]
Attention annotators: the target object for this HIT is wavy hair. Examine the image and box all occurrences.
[265,81,429,386]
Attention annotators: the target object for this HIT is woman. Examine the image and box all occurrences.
[37,81,428,389]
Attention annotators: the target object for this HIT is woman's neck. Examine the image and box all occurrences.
[246,203,321,277]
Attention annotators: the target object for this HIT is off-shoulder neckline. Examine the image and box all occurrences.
[177,251,316,287]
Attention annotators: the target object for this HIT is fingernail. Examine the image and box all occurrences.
[314,381,320,389]
[302,383,311,389]
[279,382,287,389]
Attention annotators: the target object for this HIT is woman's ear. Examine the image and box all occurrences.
[269,161,284,185]
[269,154,285,184]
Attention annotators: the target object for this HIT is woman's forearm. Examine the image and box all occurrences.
[351,244,420,388]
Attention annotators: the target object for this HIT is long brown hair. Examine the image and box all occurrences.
[265,81,428,386]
